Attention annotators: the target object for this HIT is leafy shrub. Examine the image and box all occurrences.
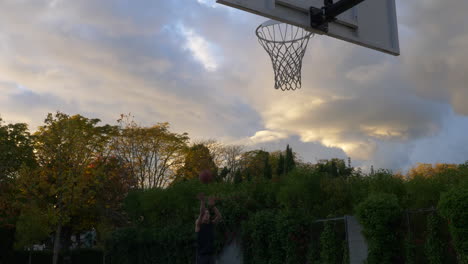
[277,168,322,213]
[319,221,342,264]
[241,209,313,264]
[368,170,406,203]
[424,212,445,264]
[356,193,403,264]
[438,182,468,263]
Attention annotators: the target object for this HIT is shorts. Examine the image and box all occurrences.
[197,254,215,264]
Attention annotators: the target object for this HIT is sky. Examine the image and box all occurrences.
[1,0,468,172]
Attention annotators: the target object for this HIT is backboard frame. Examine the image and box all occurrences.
[217,0,400,56]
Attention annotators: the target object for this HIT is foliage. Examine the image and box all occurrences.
[424,212,445,264]
[315,158,352,178]
[319,221,342,264]
[405,175,443,209]
[179,144,218,182]
[16,112,118,264]
[0,119,36,228]
[284,144,296,175]
[219,144,244,182]
[242,209,313,264]
[3,112,468,263]
[276,153,285,177]
[404,230,416,264]
[0,118,36,179]
[356,193,403,264]
[438,181,468,263]
[112,114,189,188]
[367,170,406,203]
[239,150,272,181]
[14,204,58,249]
[276,168,323,214]
[408,163,457,179]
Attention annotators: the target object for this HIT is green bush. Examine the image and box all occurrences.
[102,163,467,263]
[241,209,313,264]
[356,193,403,264]
[277,168,323,214]
[242,209,277,264]
[404,230,416,264]
[368,170,406,203]
[438,182,468,263]
[319,221,342,264]
[405,176,442,209]
[424,212,445,264]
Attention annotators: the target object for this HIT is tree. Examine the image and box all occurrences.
[277,153,285,177]
[0,118,36,230]
[233,169,242,184]
[194,139,225,169]
[16,112,117,264]
[315,159,352,178]
[0,118,36,180]
[263,153,272,180]
[219,167,230,182]
[407,163,457,179]
[179,144,217,181]
[221,144,244,182]
[111,114,189,188]
[239,150,271,181]
[284,144,296,175]
[193,141,245,183]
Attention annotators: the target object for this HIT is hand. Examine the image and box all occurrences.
[196,192,205,201]
[208,196,216,207]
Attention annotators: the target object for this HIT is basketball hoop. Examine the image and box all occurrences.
[256,20,313,91]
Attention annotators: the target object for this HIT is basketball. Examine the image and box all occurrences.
[199,169,213,184]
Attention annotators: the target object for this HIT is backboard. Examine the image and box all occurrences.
[217,0,400,56]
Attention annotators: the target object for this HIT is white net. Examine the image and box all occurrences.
[256,21,313,91]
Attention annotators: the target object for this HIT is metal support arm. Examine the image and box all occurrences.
[310,0,365,31]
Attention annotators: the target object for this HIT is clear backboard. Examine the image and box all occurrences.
[217,0,400,56]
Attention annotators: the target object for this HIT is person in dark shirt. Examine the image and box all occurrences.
[195,193,222,264]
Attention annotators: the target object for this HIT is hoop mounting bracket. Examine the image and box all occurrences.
[310,0,364,32]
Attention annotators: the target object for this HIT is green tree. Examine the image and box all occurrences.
[16,112,117,264]
[14,204,58,249]
[0,118,37,261]
[315,159,352,178]
[277,153,285,177]
[438,182,468,263]
[179,144,217,181]
[0,118,36,180]
[424,212,445,264]
[0,118,37,228]
[112,114,189,188]
[221,144,244,182]
[234,169,242,184]
[219,167,230,182]
[356,193,403,264]
[240,150,270,181]
[284,145,296,175]
[320,221,341,264]
[263,153,272,180]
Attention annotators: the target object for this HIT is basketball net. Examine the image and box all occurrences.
[256,20,313,91]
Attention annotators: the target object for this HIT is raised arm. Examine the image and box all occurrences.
[208,196,222,224]
[195,193,205,232]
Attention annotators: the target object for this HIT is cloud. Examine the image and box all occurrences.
[178,24,220,71]
[0,0,467,171]
[248,130,289,144]
[401,0,468,115]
